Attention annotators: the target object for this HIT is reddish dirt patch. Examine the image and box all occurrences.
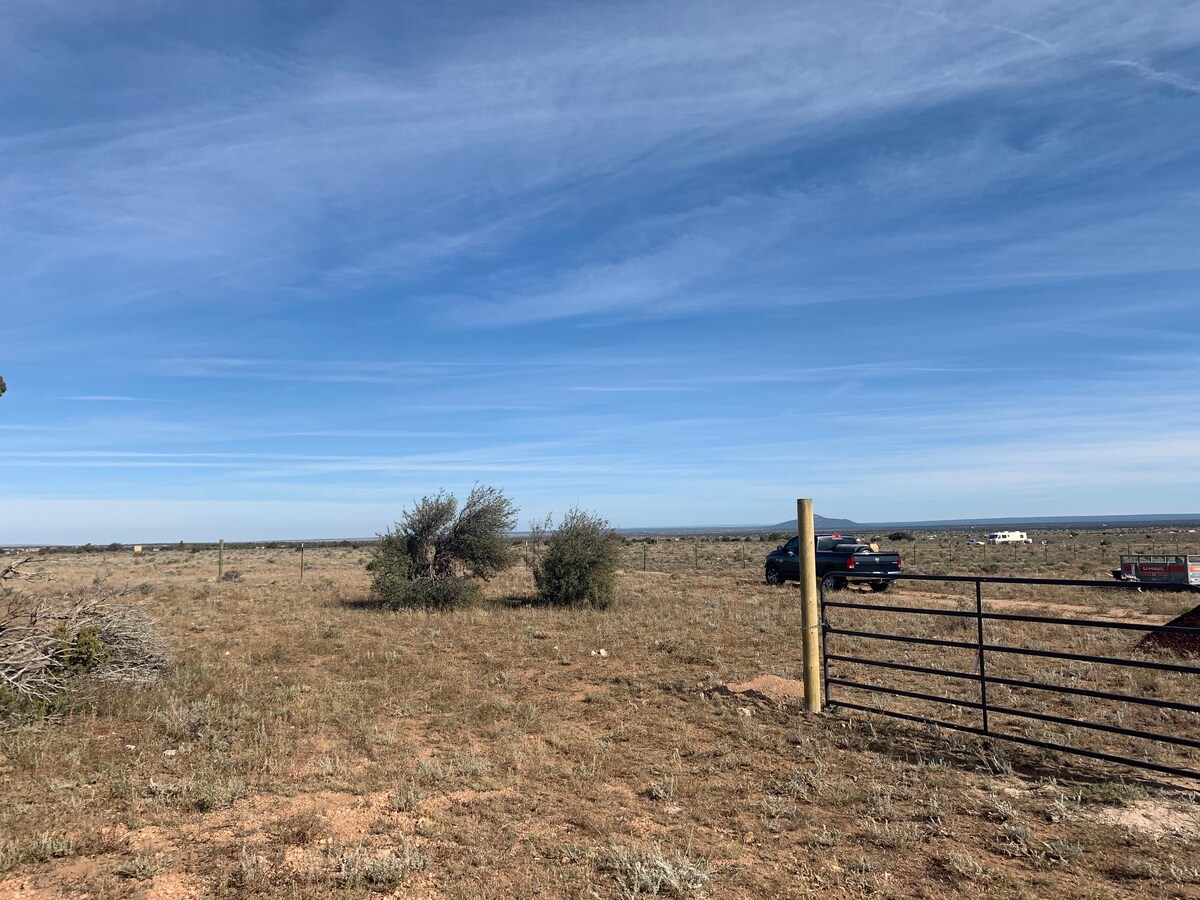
[717,674,806,707]
[0,875,60,898]
[141,871,210,898]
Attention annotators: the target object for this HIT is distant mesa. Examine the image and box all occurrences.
[771,514,860,532]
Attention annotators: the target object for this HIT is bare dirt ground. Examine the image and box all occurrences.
[1,530,1198,898]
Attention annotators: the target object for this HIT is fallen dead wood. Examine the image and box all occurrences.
[0,557,37,581]
[1,585,169,715]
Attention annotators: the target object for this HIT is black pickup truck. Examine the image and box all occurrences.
[764,533,902,592]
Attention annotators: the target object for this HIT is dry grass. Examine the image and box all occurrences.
[0,529,1197,898]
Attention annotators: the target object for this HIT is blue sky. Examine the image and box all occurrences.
[2,1,1200,543]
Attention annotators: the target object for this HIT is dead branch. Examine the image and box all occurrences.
[0,558,36,581]
[1,585,169,716]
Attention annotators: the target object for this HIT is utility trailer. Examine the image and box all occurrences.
[1112,554,1200,587]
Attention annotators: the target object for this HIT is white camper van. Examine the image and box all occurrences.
[986,531,1032,544]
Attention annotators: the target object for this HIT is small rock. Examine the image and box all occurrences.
[598,648,608,658]
[737,706,754,718]
[163,749,177,757]
[125,745,136,751]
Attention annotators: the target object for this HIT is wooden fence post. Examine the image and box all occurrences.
[798,499,821,713]
[218,539,224,579]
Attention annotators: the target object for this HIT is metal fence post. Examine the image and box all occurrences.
[819,579,831,709]
[976,579,989,734]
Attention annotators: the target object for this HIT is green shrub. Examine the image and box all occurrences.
[887,531,916,541]
[366,486,517,609]
[366,532,411,607]
[53,623,112,676]
[534,509,620,609]
[371,577,482,611]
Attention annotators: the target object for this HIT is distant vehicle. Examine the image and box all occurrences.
[764,533,902,592]
[1112,554,1200,587]
[986,531,1032,544]
[966,540,986,546]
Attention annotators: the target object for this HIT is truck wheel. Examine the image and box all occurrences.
[869,581,891,593]
[824,576,847,592]
[765,566,782,586]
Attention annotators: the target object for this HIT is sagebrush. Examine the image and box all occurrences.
[534,508,621,609]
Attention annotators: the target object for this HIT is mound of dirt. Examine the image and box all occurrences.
[1091,799,1199,840]
[717,675,807,707]
[1137,600,1200,656]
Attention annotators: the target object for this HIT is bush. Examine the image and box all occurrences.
[365,531,411,608]
[369,573,482,611]
[366,486,517,610]
[887,531,916,541]
[534,509,621,609]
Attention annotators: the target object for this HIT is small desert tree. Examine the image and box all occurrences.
[534,508,621,609]
[367,485,518,609]
[0,375,6,398]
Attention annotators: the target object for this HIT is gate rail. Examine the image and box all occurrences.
[819,573,1200,781]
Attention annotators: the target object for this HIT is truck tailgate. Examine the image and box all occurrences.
[845,553,902,574]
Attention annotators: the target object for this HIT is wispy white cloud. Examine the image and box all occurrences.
[5,1,1196,322]
[1108,59,1200,94]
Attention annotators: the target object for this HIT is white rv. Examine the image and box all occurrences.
[986,531,1032,544]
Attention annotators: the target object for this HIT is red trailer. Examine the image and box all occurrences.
[1113,554,1200,587]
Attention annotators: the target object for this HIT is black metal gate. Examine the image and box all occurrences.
[820,574,1200,781]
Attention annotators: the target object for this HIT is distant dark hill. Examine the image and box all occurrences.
[772,514,860,532]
